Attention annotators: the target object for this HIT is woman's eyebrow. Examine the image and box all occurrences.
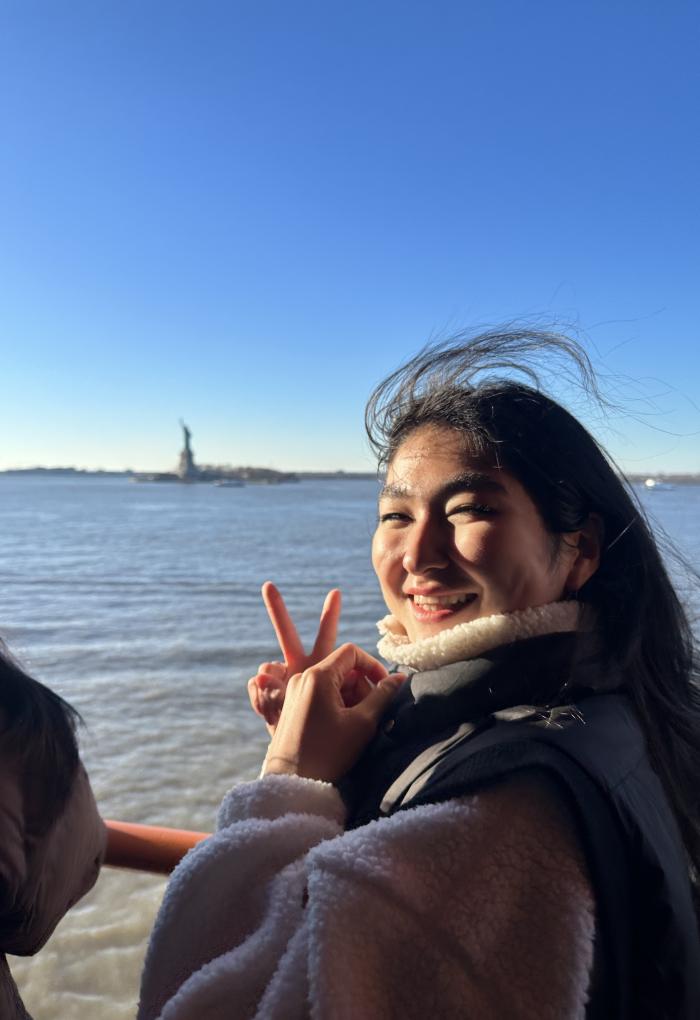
[379,482,411,499]
[379,472,507,501]
[441,472,507,498]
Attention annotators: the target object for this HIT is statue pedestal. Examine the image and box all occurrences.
[177,447,197,480]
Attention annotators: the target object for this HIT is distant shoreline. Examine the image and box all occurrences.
[0,467,134,477]
[1,467,698,485]
[625,474,700,486]
[0,467,379,481]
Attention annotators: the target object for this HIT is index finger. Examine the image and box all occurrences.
[262,582,306,667]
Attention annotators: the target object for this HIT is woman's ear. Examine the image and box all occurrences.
[564,513,603,594]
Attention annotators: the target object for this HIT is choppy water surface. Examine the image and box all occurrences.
[1,475,699,1019]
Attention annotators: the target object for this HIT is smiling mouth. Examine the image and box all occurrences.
[409,593,477,609]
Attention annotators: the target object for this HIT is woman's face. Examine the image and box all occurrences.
[372,425,582,642]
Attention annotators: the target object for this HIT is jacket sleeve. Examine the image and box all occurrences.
[0,763,106,955]
[138,772,595,1020]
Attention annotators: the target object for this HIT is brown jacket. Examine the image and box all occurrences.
[0,755,105,1018]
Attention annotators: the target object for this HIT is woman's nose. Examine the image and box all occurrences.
[402,521,449,574]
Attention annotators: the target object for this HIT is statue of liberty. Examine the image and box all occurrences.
[177,420,197,479]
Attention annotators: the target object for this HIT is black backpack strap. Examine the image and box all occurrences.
[378,719,483,815]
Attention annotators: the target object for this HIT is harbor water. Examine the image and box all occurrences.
[2,475,699,1019]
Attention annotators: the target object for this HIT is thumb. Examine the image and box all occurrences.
[356,673,407,724]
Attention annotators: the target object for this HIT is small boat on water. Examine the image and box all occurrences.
[644,477,675,491]
[213,478,245,487]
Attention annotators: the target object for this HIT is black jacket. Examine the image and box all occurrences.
[342,633,700,1020]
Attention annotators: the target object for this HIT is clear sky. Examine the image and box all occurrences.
[0,1,698,473]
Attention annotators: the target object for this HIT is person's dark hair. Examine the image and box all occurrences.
[366,327,700,897]
[0,640,81,830]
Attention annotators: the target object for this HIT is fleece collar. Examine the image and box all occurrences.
[376,601,580,671]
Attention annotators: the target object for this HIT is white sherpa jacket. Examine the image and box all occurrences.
[138,770,595,1020]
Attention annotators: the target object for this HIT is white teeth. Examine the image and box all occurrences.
[412,594,472,607]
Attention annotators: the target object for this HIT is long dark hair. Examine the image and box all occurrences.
[0,640,81,829]
[365,327,700,892]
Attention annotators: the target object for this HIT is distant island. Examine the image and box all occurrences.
[123,421,298,485]
[0,424,296,485]
[0,421,381,482]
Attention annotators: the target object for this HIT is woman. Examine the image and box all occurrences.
[139,330,700,1019]
[0,643,105,1018]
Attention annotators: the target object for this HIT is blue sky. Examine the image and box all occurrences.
[0,1,698,473]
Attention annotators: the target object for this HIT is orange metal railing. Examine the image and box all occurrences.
[105,820,211,875]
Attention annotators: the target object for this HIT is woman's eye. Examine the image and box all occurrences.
[447,503,494,517]
[378,511,411,524]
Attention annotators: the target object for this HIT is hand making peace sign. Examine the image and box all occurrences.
[247,581,342,735]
